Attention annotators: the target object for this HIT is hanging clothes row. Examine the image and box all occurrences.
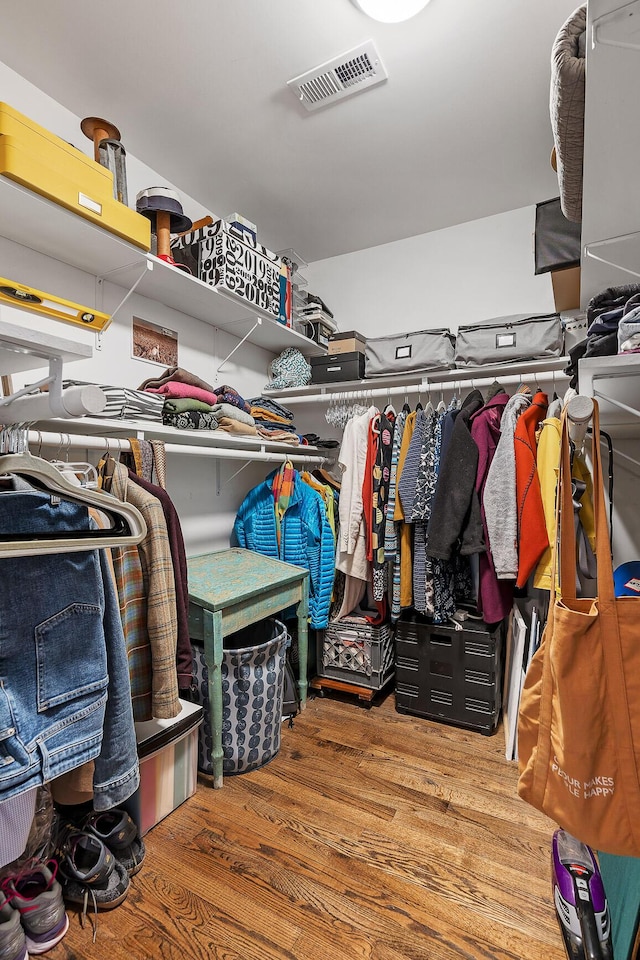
[333,381,596,630]
[0,440,149,830]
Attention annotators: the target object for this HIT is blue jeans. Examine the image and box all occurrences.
[0,490,139,810]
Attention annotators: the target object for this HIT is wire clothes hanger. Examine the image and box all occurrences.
[0,425,146,557]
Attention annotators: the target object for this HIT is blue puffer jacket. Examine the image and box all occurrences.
[233,469,335,629]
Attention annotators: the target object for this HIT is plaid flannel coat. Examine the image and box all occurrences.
[110,462,180,721]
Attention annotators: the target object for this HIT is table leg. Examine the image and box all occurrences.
[296,576,309,709]
[203,608,225,788]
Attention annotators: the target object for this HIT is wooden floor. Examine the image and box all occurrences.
[56,690,566,960]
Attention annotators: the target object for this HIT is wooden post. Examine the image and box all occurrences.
[81,116,122,163]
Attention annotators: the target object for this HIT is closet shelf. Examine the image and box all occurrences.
[579,353,640,436]
[107,255,327,355]
[33,415,326,458]
[0,175,325,358]
[0,312,92,374]
[584,230,640,282]
[263,356,571,401]
[592,0,640,50]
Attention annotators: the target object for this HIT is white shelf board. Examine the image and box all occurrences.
[584,230,640,282]
[110,256,326,355]
[593,0,640,49]
[36,416,320,455]
[0,312,92,375]
[263,356,571,399]
[579,354,640,432]
[0,177,325,357]
[0,174,145,277]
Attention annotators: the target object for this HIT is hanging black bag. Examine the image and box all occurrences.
[282,656,301,728]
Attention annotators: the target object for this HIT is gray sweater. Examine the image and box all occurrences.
[483,393,531,579]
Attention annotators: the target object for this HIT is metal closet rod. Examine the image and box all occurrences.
[283,370,569,405]
[25,430,327,465]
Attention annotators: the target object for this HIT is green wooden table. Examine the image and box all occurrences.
[187,548,309,788]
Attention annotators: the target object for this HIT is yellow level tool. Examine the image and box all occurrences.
[0,277,111,333]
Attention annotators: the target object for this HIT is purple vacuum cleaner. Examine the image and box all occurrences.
[552,829,614,960]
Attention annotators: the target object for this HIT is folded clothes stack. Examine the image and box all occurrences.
[145,381,219,406]
[211,402,257,437]
[564,282,640,388]
[138,367,254,432]
[248,396,300,445]
[62,380,165,422]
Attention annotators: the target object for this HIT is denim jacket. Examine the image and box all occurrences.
[0,488,139,810]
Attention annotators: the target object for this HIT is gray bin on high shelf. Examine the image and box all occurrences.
[192,618,290,775]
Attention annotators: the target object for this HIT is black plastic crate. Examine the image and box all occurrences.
[394,614,504,735]
[317,618,394,690]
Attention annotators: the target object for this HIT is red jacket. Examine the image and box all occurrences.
[515,391,549,588]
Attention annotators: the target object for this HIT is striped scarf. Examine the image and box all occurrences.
[272,460,296,550]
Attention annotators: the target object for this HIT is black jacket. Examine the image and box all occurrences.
[425,390,485,561]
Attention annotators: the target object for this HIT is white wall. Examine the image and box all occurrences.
[579,0,640,564]
[0,61,281,556]
[0,60,219,228]
[581,0,640,306]
[306,205,556,337]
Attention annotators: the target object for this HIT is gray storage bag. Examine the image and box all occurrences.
[364,328,455,377]
[455,313,563,366]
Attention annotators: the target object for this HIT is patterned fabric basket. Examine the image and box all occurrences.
[192,618,290,775]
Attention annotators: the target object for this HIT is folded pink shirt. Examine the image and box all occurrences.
[145,381,219,406]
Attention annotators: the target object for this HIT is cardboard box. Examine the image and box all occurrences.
[172,219,281,318]
[551,266,581,312]
[130,699,203,836]
[328,330,366,355]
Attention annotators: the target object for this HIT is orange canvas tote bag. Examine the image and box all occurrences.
[517,402,640,856]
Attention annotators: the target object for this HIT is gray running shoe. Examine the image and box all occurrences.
[0,889,28,960]
[5,863,68,956]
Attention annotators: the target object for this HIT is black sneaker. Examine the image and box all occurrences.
[81,809,145,877]
[55,827,130,912]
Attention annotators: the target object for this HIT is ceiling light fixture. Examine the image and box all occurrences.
[350,0,432,23]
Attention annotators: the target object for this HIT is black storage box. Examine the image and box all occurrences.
[310,351,365,384]
[395,614,504,735]
[534,197,581,275]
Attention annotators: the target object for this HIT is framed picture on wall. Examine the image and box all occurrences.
[132,315,178,366]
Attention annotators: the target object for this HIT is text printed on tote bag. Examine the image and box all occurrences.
[552,756,615,798]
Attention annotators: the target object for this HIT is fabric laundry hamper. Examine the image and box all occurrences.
[192,618,290,776]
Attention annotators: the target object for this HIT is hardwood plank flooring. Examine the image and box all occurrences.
[55,690,566,960]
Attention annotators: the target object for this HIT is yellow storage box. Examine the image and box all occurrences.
[0,102,150,251]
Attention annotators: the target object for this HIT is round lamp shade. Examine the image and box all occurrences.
[350,0,431,23]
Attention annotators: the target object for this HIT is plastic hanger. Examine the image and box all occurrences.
[50,460,99,489]
[313,467,341,490]
[0,451,147,557]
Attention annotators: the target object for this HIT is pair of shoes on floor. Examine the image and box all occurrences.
[54,809,145,916]
[0,861,69,958]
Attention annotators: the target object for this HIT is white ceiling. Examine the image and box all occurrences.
[0,0,579,264]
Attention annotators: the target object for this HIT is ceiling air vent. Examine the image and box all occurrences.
[287,41,388,112]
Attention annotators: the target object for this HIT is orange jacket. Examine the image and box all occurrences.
[515,391,549,588]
